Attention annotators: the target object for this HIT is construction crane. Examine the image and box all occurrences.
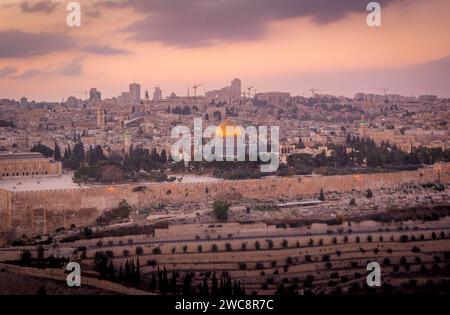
[71,91,88,99]
[192,83,203,97]
[247,86,255,98]
[241,91,245,101]
[310,88,321,97]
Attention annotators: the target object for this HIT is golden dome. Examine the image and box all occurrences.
[216,120,241,137]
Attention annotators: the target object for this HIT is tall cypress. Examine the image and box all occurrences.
[211,272,218,295]
[54,142,62,161]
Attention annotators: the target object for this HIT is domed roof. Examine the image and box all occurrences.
[216,120,241,137]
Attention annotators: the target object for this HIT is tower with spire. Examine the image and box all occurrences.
[144,90,150,103]
[97,104,106,129]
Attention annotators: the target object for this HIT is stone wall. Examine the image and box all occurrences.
[0,190,11,232]
[0,158,62,179]
[0,163,449,238]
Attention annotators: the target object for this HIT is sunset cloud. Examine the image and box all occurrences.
[120,0,398,46]
[0,66,18,78]
[0,30,75,58]
[55,57,85,76]
[20,0,58,14]
[0,0,448,100]
[82,44,131,55]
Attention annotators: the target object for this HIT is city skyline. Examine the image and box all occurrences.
[0,0,449,101]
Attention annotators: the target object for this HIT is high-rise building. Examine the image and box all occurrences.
[205,78,242,104]
[230,78,242,98]
[129,83,141,104]
[89,88,101,105]
[118,92,130,105]
[153,86,162,102]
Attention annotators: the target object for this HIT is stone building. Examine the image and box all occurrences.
[0,152,62,179]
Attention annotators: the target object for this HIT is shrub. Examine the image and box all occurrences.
[96,200,132,226]
[151,247,161,255]
[213,200,230,221]
[136,246,144,255]
[319,189,325,201]
[147,259,157,267]
[20,250,32,265]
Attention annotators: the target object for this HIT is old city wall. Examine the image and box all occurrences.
[0,189,12,233]
[1,163,449,238]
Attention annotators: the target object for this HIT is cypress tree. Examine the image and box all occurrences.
[118,265,123,282]
[124,260,130,284]
[169,272,177,295]
[203,277,209,296]
[130,260,136,284]
[182,273,192,296]
[150,271,156,292]
[211,272,219,295]
[162,266,168,293]
[54,142,62,161]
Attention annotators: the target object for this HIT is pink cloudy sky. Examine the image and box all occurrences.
[0,0,449,101]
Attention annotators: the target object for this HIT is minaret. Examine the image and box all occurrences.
[97,105,105,129]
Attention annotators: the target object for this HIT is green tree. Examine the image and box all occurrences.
[36,245,44,260]
[54,142,62,161]
[72,141,85,163]
[135,246,144,256]
[94,251,111,279]
[31,143,53,158]
[319,189,325,201]
[20,250,32,265]
[213,200,230,221]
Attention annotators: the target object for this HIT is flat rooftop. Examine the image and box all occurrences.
[0,152,46,161]
[0,174,80,192]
